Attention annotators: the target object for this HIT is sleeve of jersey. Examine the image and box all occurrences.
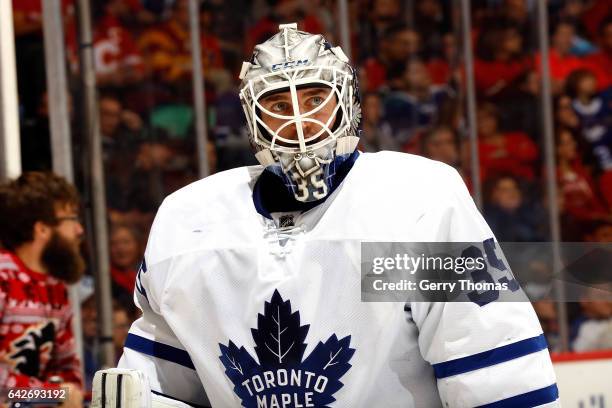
[117,201,210,407]
[410,166,560,408]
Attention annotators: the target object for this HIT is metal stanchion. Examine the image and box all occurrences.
[75,0,115,367]
[459,0,482,208]
[0,0,21,179]
[42,0,85,377]
[189,0,210,179]
[337,0,352,60]
[536,0,569,352]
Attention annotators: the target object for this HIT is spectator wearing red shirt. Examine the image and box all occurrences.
[361,24,421,92]
[0,172,85,407]
[426,33,460,86]
[473,103,538,182]
[109,223,143,303]
[474,23,533,99]
[66,0,145,88]
[535,20,588,94]
[556,128,611,223]
[585,16,612,91]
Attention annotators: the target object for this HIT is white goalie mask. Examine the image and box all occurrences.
[239,23,361,202]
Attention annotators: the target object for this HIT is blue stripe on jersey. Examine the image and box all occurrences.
[432,333,547,378]
[475,383,559,408]
[124,333,196,370]
[151,390,210,408]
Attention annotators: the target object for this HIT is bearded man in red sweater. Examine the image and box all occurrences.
[0,172,85,407]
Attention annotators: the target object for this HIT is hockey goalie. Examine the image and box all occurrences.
[92,23,560,408]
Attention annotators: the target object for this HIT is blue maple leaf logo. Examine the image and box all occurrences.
[219,290,355,407]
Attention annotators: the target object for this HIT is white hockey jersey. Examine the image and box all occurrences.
[119,152,560,407]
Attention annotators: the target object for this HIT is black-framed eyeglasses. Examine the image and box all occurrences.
[54,215,82,224]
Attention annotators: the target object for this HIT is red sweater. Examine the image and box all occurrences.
[66,14,144,77]
[479,132,539,181]
[111,265,137,294]
[599,170,612,211]
[558,163,609,220]
[0,251,82,389]
[474,57,532,95]
[535,49,587,82]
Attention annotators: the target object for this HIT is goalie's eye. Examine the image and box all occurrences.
[270,101,291,113]
[308,96,325,107]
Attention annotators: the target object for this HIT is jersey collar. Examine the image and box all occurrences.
[252,150,360,219]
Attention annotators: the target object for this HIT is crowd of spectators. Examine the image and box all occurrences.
[10,0,612,391]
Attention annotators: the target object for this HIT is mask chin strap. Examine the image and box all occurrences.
[335,135,360,155]
[255,149,276,166]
